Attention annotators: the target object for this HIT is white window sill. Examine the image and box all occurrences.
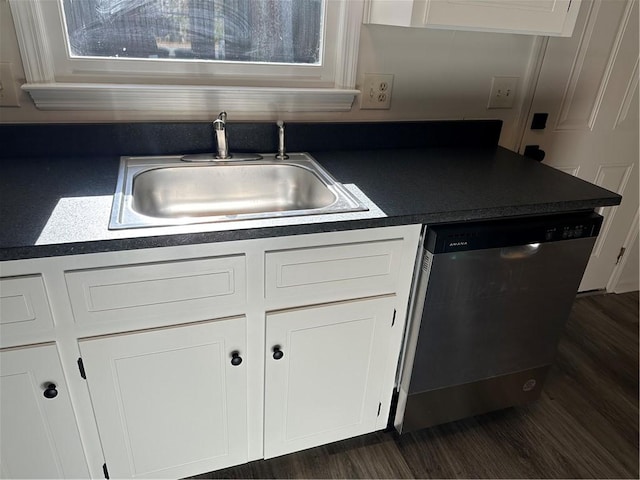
[22,83,360,112]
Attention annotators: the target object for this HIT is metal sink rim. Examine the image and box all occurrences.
[109,152,368,230]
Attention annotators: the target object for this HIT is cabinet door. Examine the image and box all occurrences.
[79,317,247,479]
[422,0,580,36]
[0,344,89,479]
[366,0,581,37]
[264,297,396,459]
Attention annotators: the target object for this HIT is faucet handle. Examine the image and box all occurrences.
[213,111,227,130]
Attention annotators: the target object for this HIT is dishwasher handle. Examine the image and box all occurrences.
[500,243,541,259]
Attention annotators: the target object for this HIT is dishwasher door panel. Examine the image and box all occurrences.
[407,236,596,396]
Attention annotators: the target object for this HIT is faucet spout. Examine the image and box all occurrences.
[213,111,230,159]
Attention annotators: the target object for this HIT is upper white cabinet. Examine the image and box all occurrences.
[0,344,89,479]
[365,0,582,37]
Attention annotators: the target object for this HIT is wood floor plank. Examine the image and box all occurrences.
[541,368,639,475]
[396,411,554,479]
[188,291,639,479]
[522,387,633,478]
[324,432,415,478]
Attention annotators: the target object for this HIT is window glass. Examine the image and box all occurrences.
[61,0,323,65]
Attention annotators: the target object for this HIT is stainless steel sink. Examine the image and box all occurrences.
[109,153,368,229]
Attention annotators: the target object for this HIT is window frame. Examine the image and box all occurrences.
[10,0,363,113]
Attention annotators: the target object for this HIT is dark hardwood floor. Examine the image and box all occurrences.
[192,291,639,479]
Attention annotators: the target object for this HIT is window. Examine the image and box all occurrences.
[63,0,323,65]
[9,0,363,112]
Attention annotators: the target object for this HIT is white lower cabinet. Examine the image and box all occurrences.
[78,317,248,479]
[263,296,397,459]
[0,224,421,479]
[0,344,89,479]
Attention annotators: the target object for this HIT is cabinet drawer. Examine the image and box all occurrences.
[66,255,246,325]
[265,239,404,305]
[0,275,54,343]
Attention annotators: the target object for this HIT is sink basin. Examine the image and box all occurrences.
[109,153,368,229]
[132,163,338,218]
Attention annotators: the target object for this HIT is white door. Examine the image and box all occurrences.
[0,344,89,479]
[520,0,639,291]
[264,296,396,459]
[79,317,247,479]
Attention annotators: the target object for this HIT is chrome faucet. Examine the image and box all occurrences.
[213,111,230,159]
[181,111,261,162]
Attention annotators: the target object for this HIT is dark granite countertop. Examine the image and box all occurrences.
[0,121,621,261]
[0,147,620,261]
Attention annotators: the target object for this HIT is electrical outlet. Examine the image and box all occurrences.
[0,63,20,107]
[361,73,393,110]
[488,76,518,109]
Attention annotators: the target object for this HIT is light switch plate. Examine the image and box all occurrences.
[488,76,518,109]
[0,63,21,107]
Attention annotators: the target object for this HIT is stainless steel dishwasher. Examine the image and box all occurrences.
[394,212,603,433]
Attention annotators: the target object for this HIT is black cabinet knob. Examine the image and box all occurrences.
[230,351,243,366]
[272,346,284,360]
[43,383,58,399]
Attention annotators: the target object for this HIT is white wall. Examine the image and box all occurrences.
[355,25,536,147]
[0,1,536,148]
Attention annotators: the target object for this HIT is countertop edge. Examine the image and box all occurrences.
[0,197,620,262]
